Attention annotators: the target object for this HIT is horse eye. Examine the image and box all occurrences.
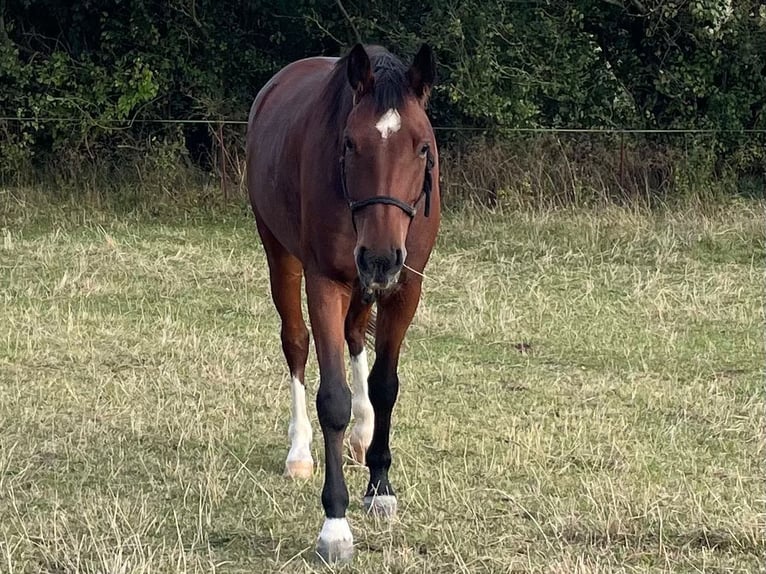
[344,137,355,152]
[419,142,430,157]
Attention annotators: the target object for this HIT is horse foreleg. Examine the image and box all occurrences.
[306,274,355,564]
[363,279,422,519]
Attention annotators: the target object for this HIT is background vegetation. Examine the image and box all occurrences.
[1,0,764,204]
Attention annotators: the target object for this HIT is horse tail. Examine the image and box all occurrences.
[365,305,377,347]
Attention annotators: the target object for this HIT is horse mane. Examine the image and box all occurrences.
[320,46,410,142]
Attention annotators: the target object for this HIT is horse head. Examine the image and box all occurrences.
[340,44,436,295]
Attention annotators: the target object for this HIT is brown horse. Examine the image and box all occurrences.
[246,44,440,563]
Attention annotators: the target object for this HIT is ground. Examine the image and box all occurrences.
[0,193,763,573]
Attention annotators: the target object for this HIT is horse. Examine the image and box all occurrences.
[246,43,440,563]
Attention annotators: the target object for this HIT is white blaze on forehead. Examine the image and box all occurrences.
[375,108,401,139]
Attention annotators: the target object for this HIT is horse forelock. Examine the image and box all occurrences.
[369,51,408,114]
[321,46,410,138]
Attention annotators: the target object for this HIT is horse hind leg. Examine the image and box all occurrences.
[256,218,313,479]
[345,291,374,465]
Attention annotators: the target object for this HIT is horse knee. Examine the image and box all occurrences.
[316,379,351,431]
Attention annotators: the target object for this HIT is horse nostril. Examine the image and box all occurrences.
[356,247,402,286]
[394,248,403,268]
[356,247,369,272]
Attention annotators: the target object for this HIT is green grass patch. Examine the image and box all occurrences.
[1,193,763,572]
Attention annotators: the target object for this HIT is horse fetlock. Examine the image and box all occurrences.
[349,412,373,465]
[286,397,313,479]
[349,432,370,466]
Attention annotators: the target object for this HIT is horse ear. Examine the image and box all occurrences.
[408,44,436,103]
[347,44,373,99]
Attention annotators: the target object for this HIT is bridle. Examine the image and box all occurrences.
[339,148,434,227]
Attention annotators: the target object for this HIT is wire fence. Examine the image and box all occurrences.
[2,116,766,134]
[2,115,763,203]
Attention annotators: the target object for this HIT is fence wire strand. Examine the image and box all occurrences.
[1,116,765,134]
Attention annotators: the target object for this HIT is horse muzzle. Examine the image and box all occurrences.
[355,246,404,293]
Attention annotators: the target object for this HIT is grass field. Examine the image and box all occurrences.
[0,193,763,573]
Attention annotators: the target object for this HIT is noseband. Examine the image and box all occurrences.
[339,150,434,224]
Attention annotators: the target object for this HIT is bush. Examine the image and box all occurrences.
[0,0,763,203]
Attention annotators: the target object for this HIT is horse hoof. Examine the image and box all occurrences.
[316,538,354,564]
[363,494,397,518]
[349,440,366,466]
[316,519,354,564]
[283,459,313,479]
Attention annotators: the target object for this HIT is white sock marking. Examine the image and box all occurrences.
[317,517,353,543]
[350,350,374,453]
[286,376,313,463]
[375,108,401,139]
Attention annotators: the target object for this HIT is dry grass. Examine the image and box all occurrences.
[438,135,762,209]
[0,190,763,573]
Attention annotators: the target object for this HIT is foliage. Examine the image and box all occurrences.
[0,0,763,191]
